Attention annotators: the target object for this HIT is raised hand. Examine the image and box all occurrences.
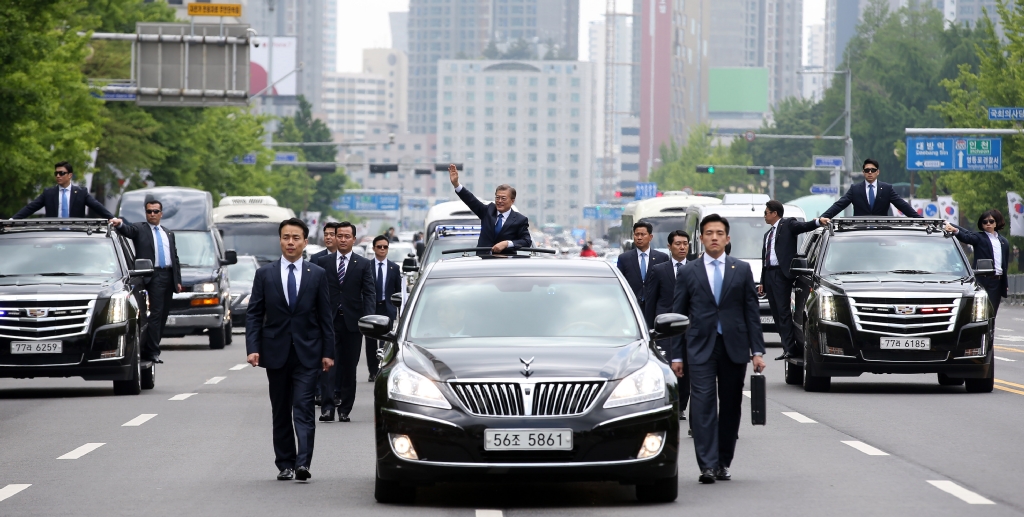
[449,163,460,188]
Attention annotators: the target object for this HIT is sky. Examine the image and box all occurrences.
[336,0,827,72]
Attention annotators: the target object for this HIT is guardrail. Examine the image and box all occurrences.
[1009,275,1024,306]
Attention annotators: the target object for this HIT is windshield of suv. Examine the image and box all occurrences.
[821,234,968,276]
[408,277,641,342]
[0,237,120,277]
[175,231,219,268]
[722,217,771,259]
[227,259,258,287]
[219,223,283,264]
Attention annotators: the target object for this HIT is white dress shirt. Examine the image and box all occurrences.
[987,232,1003,275]
[865,180,878,204]
[150,223,172,267]
[280,256,303,304]
[375,258,388,300]
[58,186,71,218]
[766,220,780,266]
[671,257,686,278]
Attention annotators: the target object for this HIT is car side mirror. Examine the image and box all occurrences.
[390,293,404,308]
[650,313,689,340]
[974,258,996,276]
[222,249,238,265]
[358,315,396,342]
[130,258,154,277]
[402,255,419,273]
[790,257,813,276]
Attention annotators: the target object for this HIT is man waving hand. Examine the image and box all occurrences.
[449,163,531,253]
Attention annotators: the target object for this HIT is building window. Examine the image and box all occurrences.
[546,185,555,194]
[444,76,453,85]
[443,91,453,100]
[443,106,453,115]
[547,138,556,147]
[529,108,538,117]
[529,92,538,101]
[508,92,517,102]
[467,77,475,86]
[443,122,452,130]
[466,107,475,116]
[486,107,494,116]
[507,138,516,146]
[548,123,556,132]
[485,137,494,147]
[548,93,557,102]
[443,137,452,146]
[528,199,538,207]
[569,185,578,193]
[486,76,495,85]
[569,154,579,163]
[548,108,556,117]
[466,92,475,101]
[528,138,537,147]
[507,153,516,162]
[485,168,494,177]
[466,137,475,146]
[466,122,475,131]
[570,108,580,117]
[569,139,579,148]
[529,77,538,86]
[569,169,579,178]
[546,169,556,179]
[528,169,537,177]
[548,77,557,86]
[547,153,556,163]
[508,107,517,116]
[529,123,538,132]
[528,153,537,162]
[508,123,517,131]
[571,78,580,87]
[528,184,537,193]
[507,168,516,177]
[486,91,495,101]
[571,93,580,103]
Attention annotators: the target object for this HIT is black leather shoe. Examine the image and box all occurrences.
[367,374,376,382]
[699,469,716,484]
[277,468,294,480]
[314,395,322,406]
[337,413,350,422]
[319,408,335,422]
[295,466,311,481]
[679,412,687,421]
[715,466,731,481]
[775,352,791,361]
[145,355,164,364]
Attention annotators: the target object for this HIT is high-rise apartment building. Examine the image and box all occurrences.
[435,59,595,227]
[492,0,579,59]
[589,17,635,200]
[803,23,826,102]
[763,0,803,103]
[390,11,409,54]
[364,49,409,133]
[321,72,387,138]
[639,0,710,180]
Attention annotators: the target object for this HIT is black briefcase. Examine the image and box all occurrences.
[750,372,766,426]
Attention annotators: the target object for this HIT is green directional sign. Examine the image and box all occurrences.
[967,140,991,155]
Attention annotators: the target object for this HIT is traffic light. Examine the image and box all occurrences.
[747,167,766,176]
[434,163,463,171]
[369,164,399,173]
[414,168,433,175]
[696,166,716,174]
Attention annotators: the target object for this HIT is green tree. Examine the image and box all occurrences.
[271,96,348,216]
[650,124,752,193]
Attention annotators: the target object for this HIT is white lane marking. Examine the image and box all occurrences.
[742,390,751,398]
[927,480,995,505]
[122,414,157,427]
[476,511,503,517]
[841,441,889,456]
[229,364,248,371]
[996,327,1013,332]
[0,484,31,503]
[782,411,817,423]
[994,356,1016,362]
[205,376,227,384]
[995,335,1024,342]
[169,393,197,401]
[57,443,105,460]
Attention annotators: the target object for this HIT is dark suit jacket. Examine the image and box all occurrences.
[313,252,376,333]
[760,218,820,280]
[455,186,532,250]
[671,256,766,365]
[822,181,921,219]
[245,260,335,370]
[372,259,403,320]
[309,249,329,262]
[617,248,670,303]
[115,222,183,287]
[953,225,1010,297]
[644,260,687,329]
[13,185,115,220]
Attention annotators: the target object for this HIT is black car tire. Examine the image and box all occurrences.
[113,343,142,396]
[784,358,803,385]
[141,362,156,390]
[937,373,964,386]
[965,362,994,393]
[374,470,415,504]
[225,321,233,345]
[802,346,830,392]
[635,474,678,503]
[209,325,226,349]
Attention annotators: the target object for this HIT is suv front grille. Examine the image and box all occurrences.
[847,293,960,337]
[0,295,97,340]
[449,379,605,417]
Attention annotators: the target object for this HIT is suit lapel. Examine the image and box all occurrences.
[342,254,359,288]
[270,260,287,310]
[719,255,738,302]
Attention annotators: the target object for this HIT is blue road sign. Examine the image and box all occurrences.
[635,182,657,200]
[813,156,844,168]
[275,152,299,163]
[241,153,257,165]
[583,205,624,220]
[988,107,1024,121]
[906,137,1002,171]
[92,91,137,101]
[332,193,400,212]
[809,184,840,195]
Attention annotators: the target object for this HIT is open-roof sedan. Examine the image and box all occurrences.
[359,255,688,504]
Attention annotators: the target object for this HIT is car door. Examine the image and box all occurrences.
[120,235,150,336]
[791,230,823,345]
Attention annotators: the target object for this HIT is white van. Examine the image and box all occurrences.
[213,196,297,265]
[619,192,723,254]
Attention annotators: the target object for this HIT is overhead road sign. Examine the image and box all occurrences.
[332,191,401,212]
[583,205,624,220]
[988,107,1024,121]
[905,128,1022,136]
[275,152,298,163]
[635,182,658,200]
[906,137,1002,171]
[810,184,840,195]
[813,156,844,168]
[187,3,242,17]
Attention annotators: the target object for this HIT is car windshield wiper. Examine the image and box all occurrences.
[888,270,932,274]
[37,272,85,276]
[826,270,872,275]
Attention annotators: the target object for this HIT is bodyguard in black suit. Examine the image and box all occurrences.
[759,201,826,359]
[821,159,921,219]
[313,222,375,422]
[448,164,532,253]
[309,222,338,263]
[245,218,335,482]
[645,230,693,421]
[366,235,403,380]
[12,161,115,219]
[947,210,1011,315]
[618,221,669,309]
[110,199,182,363]
[672,214,766,484]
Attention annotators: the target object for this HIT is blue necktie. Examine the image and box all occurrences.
[60,189,69,218]
[639,252,647,282]
[153,226,166,267]
[287,264,297,311]
[376,262,385,302]
[868,184,875,209]
[712,259,723,334]
[495,213,504,234]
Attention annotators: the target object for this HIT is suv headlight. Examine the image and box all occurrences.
[604,361,666,408]
[388,364,451,409]
[973,291,990,322]
[819,291,837,321]
[107,292,129,324]
[194,282,217,293]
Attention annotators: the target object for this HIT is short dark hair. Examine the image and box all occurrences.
[55,161,73,175]
[372,235,390,247]
[700,214,730,235]
[279,217,309,239]
[144,197,162,211]
[336,221,357,238]
[632,220,653,235]
[765,200,785,217]
[496,184,517,200]
[862,158,880,170]
[667,230,690,245]
[978,209,1006,232]
[322,222,340,234]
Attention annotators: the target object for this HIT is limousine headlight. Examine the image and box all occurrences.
[388,364,451,409]
[604,361,665,408]
[973,291,990,322]
[819,291,837,321]
[106,292,129,324]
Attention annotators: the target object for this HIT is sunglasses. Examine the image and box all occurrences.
[982,219,996,224]
[55,170,70,176]
[863,168,879,173]
[375,245,389,249]
[146,209,162,214]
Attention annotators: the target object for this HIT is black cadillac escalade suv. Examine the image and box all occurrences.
[0,219,156,394]
[785,218,995,393]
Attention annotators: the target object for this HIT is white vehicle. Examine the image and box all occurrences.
[213,196,297,265]
[620,192,723,254]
